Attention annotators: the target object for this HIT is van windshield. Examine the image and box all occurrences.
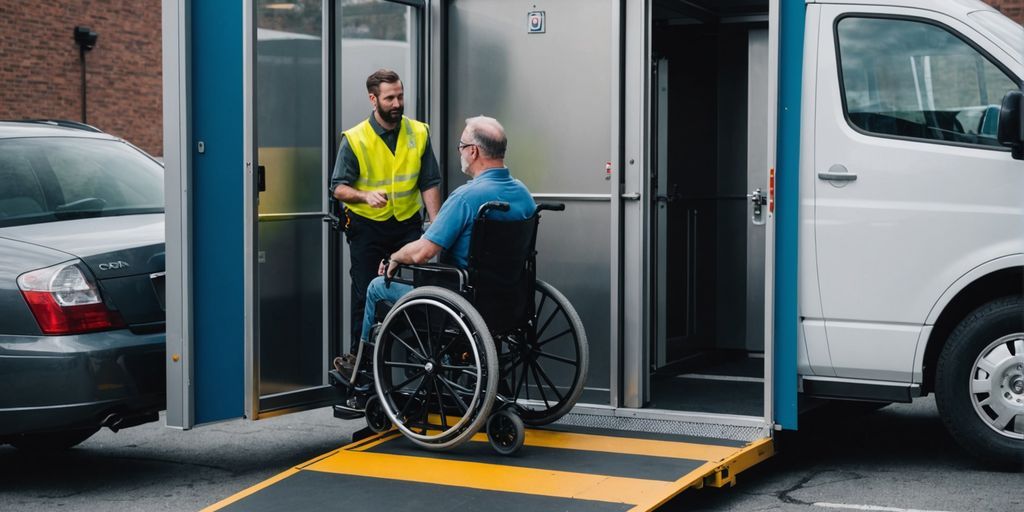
[0,137,164,228]
[970,10,1024,63]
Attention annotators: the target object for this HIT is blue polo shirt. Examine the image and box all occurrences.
[423,168,536,268]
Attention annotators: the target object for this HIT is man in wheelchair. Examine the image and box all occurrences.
[353,115,535,358]
[332,116,588,454]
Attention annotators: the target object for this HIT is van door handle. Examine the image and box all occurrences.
[818,164,857,182]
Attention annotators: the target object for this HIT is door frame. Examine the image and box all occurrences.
[617,0,778,428]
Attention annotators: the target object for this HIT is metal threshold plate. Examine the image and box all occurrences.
[203,425,773,512]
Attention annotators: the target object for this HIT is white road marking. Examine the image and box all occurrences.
[813,502,956,512]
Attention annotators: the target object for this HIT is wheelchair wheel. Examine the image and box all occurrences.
[364,395,392,434]
[373,286,498,451]
[487,409,525,456]
[500,279,588,426]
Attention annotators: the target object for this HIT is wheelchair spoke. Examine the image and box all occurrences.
[392,370,426,392]
[431,376,448,429]
[398,377,430,420]
[532,359,565,403]
[535,305,562,341]
[389,332,427,362]
[438,375,474,393]
[536,350,577,366]
[538,328,573,348]
[529,360,551,408]
[384,361,424,370]
[419,305,436,356]
[437,376,470,414]
[403,310,429,358]
[534,292,548,325]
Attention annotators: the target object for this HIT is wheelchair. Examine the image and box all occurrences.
[331,201,588,455]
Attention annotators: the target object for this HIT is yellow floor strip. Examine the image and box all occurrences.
[201,467,302,512]
[304,449,675,505]
[476,429,740,461]
[373,422,738,461]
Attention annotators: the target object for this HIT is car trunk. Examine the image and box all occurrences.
[2,214,166,330]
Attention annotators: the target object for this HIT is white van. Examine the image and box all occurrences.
[794,0,1023,466]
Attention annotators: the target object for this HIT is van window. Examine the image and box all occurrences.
[836,16,1019,148]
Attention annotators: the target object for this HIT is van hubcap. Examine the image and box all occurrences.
[969,334,1024,439]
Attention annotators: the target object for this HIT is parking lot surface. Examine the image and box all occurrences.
[0,397,1019,511]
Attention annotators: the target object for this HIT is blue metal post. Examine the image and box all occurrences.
[191,0,245,424]
[774,0,805,430]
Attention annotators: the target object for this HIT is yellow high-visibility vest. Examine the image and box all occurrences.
[342,116,429,221]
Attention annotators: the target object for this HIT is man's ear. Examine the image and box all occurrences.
[368,93,377,107]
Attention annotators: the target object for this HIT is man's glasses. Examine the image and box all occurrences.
[457,141,477,152]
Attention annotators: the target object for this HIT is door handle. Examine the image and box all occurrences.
[818,164,857,182]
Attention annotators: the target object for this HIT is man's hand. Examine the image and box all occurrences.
[378,258,400,278]
[362,190,388,208]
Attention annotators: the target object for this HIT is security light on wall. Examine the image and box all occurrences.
[73,26,98,124]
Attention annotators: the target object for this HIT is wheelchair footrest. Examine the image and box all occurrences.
[333,404,365,420]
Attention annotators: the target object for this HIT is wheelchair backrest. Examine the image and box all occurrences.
[466,211,539,335]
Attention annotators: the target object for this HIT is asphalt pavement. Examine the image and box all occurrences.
[0,397,1019,511]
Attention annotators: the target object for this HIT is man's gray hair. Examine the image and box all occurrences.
[465,116,507,159]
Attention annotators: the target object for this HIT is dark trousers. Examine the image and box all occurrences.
[344,210,422,352]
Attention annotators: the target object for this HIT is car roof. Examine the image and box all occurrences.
[0,120,119,141]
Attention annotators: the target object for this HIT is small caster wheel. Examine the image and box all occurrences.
[365,395,392,434]
[487,409,525,456]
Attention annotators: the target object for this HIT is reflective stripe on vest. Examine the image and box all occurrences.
[343,116,429,221]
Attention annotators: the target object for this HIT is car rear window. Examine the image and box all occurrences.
[0,137,163,227]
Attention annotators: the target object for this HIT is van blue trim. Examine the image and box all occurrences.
[191,0,244,425]
[774,0,804,430]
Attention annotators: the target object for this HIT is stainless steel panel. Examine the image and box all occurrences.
[448,0,616,404]
[746,29,769,353]
[535,201,612,402]
[446,0,613,194]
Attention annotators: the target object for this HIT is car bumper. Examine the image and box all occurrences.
[0,330,165,436]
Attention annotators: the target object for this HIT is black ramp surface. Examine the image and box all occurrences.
[220,470,633,512]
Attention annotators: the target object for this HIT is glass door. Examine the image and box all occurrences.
[252,0,337,416]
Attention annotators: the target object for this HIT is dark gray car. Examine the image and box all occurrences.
[0,120,165,450]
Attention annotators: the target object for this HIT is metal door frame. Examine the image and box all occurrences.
[613,0,778,429]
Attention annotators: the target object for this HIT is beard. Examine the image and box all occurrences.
[376,103,403,123]
[460,153,471,176]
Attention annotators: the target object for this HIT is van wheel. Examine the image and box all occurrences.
[935,296,1024,469]
[10,427,99,452]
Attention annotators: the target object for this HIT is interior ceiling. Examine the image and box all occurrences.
[653,0,769,22]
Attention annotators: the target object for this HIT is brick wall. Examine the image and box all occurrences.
[986,0,1024,23]
[0,1,1018,161]
[0,1,162,156]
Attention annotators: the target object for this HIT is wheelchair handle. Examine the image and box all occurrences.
[477,201,510,219]
[536,202,565,212]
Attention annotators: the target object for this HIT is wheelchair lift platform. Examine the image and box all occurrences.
[202,424,773,511]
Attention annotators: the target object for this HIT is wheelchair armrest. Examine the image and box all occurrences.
[388,263,468,292]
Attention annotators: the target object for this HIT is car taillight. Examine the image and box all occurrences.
[17,261,126,335]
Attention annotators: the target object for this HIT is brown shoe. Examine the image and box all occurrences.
[333,353,357,380]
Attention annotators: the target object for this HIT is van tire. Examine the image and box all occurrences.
[935,296,1024,470]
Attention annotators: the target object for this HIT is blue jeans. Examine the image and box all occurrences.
[360,276,413,342]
